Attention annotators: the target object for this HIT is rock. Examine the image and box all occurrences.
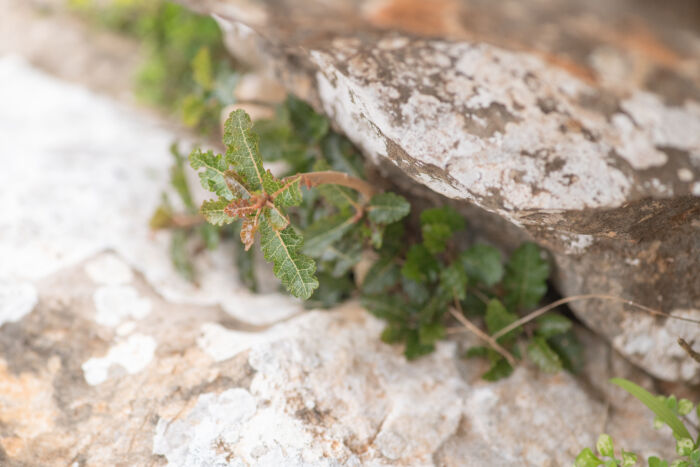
[0,57,678,465]
[183,0,700,382]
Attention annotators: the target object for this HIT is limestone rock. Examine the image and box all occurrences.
[182,0,700,382]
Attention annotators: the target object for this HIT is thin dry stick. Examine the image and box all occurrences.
[291,171,379,200]
[448,301,517,367]
[678,338,700,364]
[490,294,700,341]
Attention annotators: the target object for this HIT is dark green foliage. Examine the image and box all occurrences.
[503,242,550,311]
[69,0,236,135]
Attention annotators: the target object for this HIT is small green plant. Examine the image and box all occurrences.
[575,378,700,467]
[68,0,237,134]
[184,104,581,373]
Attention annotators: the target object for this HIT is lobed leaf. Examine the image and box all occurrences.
[575,448,603,467]
[189,148,236,200]
[401,245,440,283]
[420,206,465,254]
[527,336,563,373]
[367,193,411,225]
[503,242,549,311]
[259,215,318,299]
[273,177,303,208]
[482,358,514,381]
[362,258,401,295]
[534,314,572,338]
[459,244,504,287]
[302,211,356,257]
[484,299,521,344]
[223,109,266,192]
[200,199,237,226]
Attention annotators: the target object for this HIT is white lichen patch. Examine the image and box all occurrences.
[84,253,133,285]
[197,322,281,362]
[81,333,157,385]
[0,282,38,326]
[93,285,151,328]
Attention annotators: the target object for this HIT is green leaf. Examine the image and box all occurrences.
[170,229,194,282]
[621,450,638,467]
[307,273,354,309]
[648,457,669,467]
[670,460,689,467]
[677,439,694,457]
[401,277,430,306]
[273,177,303,208]
[401,245,440,283]
[420,206,465,231]
[528,336,563,373]
[323,242,362,277]
[503,242,549,310]
[200,199,236,226]
[689,450,700,465]
[404,330,434,360]
[535,314,572,338]
[482,357,514,381]
[320,132,364,177]
[361,295,404,321]
[575,448,603,467]
[169,143,196,211]
[286,95,329,143]
[191,46,213,90]
[439,263,468,301]
[189,148,236,200]
[362,258,400,294]
[302,211,355,257]
[198,223,219,250]
[379,222,405,258]
[548,330,585,373]
[419,322,445,346]
[464,346,489,358]
[420,206,465,254]
[459,244,504,287]
[484,299,521,344]
[367,193,411,225]
[610,378,693,441]
[422,223,453,254]
[380,323,406,344]
[259,216,318,299]
[678,399,693,416]
[223,109,266,192]
[596,434,615,458]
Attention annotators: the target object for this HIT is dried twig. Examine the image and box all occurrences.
[678,338,700,364]
[489,294,700,341]
[448,300,517,367]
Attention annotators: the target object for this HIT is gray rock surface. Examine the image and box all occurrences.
[185,0,700,382]
[0,56,680,466]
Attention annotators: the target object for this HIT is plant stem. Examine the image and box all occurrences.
[449,300,517,367]
[490,294,700,341]
[287,171,379,200]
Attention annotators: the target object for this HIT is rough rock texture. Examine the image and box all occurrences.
[182,0,700,382]
[0,56,681,466]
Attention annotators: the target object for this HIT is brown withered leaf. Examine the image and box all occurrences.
[240,218,259,251]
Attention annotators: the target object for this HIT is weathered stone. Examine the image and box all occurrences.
[184,0,700,382]
[0,57,680,466]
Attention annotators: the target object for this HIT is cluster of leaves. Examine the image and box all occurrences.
[576,378,700,467]
[362,212,582,374]
[187,104,582,379]
[68,0,237,134]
